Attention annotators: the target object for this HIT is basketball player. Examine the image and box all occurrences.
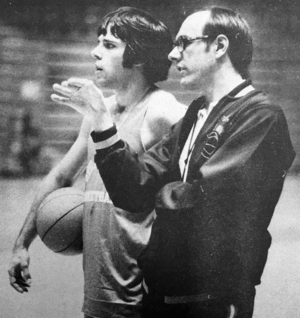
[8,7,186,318]
[50,6,295,318]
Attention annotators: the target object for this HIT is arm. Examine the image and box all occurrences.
[95,105,295,216]
[94,123,180,213]
[8,116,90,293]
[49,78,294,217]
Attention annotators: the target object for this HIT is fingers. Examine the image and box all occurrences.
[8,262,32,293]
[51,78,104,116]
[67,77,90,87]
[51,93,69,104]
[53,83,77,97]
[9,275,31,293]
[52,78,91,100]
[21,261,32,283]
[61,80,69,87]
[53,78,86,96]
[51,93,90,116]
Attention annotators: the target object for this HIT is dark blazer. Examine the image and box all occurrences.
[95,86,295,297]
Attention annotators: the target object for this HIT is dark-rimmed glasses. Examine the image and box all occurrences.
[173,35,210,53]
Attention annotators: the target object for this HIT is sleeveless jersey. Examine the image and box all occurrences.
[82,87,184,318]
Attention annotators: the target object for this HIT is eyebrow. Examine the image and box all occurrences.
[104,38,117,43]
[98,35,119,44]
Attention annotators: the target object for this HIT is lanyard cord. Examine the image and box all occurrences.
[181,117,198,181]
[180,79,253,182]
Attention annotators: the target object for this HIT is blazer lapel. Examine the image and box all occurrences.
[178,96,207,154]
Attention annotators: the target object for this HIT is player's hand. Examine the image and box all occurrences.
[8,249,32,293]
[51,78,113,131]
[51,78,105,116]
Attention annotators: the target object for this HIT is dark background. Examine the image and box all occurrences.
[0,2,300,318]
[0,0,299,174]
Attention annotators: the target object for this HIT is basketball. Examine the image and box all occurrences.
[36,187,85,255]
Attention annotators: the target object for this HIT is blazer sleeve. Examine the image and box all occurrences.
[94,122,181,213]
[95,105,295,216]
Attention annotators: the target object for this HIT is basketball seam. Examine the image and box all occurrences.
[56,232,82,254]
[41,202,84,246]
[38,193,84,212]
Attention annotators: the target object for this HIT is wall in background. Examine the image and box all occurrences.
[0,0,299,173]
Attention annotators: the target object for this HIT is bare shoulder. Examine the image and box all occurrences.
[145,89,187,127]
[142,89,187,150]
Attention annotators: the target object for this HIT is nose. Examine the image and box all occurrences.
[91,45,102,60]
[168,46,181,63]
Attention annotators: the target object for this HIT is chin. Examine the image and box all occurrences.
[95,78,110,89]
[180,78,199,91]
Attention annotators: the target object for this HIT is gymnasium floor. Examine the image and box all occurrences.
[1,175,300,318]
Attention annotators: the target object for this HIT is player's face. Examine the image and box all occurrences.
[91,25,132,89]
[168,11,216,92]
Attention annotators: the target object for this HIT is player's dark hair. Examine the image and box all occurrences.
[98,6,173,84]
[199,6,253,79]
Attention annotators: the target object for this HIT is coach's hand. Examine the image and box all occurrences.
[8,248,32,293]
[51,78,114,131]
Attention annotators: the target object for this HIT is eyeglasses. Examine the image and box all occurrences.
[173,35,210,53]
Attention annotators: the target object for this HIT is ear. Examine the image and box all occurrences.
[215,34,229,58]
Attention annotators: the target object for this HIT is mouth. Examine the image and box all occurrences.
[177,66,187,75]
[95,65,103,71]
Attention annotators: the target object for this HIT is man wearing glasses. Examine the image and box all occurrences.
[49,6,295,318]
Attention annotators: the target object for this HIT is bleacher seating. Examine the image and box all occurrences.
[0,2,299,173]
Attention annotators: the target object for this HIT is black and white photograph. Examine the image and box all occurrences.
[1,0,299,317]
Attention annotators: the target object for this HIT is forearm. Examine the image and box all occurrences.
[14,119,89,251]
[95,143,157,213]
[13,172,64,251]
[93,127,178,213]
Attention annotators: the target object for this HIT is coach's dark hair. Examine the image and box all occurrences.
[199,6,253,79]
[98,6,173,84]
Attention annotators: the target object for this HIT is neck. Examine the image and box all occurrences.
[114,74,151,114]
[204,66,245,104]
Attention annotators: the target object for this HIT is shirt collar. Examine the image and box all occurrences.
[196,80,255,118]
[197,101,217,118]
[235,84,255,97]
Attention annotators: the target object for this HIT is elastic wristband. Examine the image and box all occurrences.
[94,134,120,150]
[91,125,117,142]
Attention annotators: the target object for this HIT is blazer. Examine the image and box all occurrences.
[95,85,295,297]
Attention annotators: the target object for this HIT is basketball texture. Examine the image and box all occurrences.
[37,187,84,255]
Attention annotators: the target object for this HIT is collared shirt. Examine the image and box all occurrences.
[179,84,255,182]
[179,102,217,181]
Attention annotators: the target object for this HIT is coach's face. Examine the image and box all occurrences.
[168,11,217,92]
[91,24,132,89]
